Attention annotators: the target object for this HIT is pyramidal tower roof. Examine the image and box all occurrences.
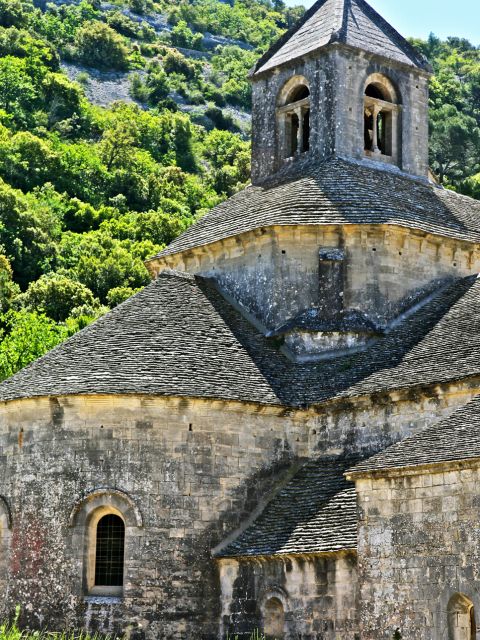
[253,0,430,75]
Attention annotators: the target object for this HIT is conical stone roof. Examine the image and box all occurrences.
[253,0,430,75]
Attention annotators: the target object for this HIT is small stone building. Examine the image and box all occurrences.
[2,0,480,638]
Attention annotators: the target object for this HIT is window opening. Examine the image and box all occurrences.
[303,110,310,152]
[277,81,311,160]
[364,77,400,163]
[448,593,476,640]
[95,514,125,587]
[290,112,299,156]
[263,597,285,639]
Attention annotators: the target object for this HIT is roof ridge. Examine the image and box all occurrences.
[250,0,333,76]
[157,268,196,281]
[337,0,350,40]
[352,0,431,70]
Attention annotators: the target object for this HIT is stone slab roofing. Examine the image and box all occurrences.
[149,159,480,263]
[349,395,480,475]
[252,0,429,76]
[217,457,358,557]
[1,272,480,408]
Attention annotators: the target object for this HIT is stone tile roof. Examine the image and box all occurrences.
[349,395,480,475]
[0,271,281,406]
[252,0,429,76]
[149,159,480,262]
[1,272,480,408]
[216,457,358,557]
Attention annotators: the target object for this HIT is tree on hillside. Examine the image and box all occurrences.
[75,22,130,70]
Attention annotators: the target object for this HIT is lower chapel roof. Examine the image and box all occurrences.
[150,158,480,262]
[1,270,480,407]
[217,456,358,558]
[349,394,480,475]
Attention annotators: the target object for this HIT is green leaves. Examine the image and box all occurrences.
[74,21,130,70]
[430,104,480,185]
[412,34,480,187]
[18,273,98,322]
[0,310,68,382]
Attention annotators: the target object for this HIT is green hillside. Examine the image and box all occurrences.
[0,0,480,381]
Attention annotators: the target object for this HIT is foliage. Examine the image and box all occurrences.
[211,46,257,108]
[18,273,99,322]
[411,33,480,186]
[0,309,69,382]
[0,256,20,313]
[74,22,130,70]
[170,20,203,51]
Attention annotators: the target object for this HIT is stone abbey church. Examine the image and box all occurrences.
[5,0,480,638]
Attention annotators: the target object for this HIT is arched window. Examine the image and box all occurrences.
[364,74,401,164]
[263,596,285,639]
[277,78,311,160]
[448,593,476,640]
[69,488,143,597]
[95,514,125,588]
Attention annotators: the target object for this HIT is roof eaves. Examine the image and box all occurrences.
[346,456,480,480]
[215,547,358,560]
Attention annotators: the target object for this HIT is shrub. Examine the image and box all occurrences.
[19,273,99,322]
[129,0,153,15]
[75,22,130,70]
[205,105,237,132]
[171,20,203,50]
[130,73,149,102]
[163,49,196,79]
[107,285,142,307]
[0,0,30,28]
[106,11,141,39]
[145,69,170,104]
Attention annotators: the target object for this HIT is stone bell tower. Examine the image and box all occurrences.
[249,0,432,184]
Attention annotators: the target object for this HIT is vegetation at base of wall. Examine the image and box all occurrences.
[0,608,116,639]
[226,631,265,640]
[0,627,113,640]
[0,0,479,381]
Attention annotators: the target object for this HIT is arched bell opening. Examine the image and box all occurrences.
[363,73,401,165]
[277,77,311,161]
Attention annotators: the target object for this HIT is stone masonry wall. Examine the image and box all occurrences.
[218,554,358,639]
[151,224,480,331]
[354,463,480,639]
[0,382,477,638]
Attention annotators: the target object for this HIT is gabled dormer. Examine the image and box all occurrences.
[250,0,432,183]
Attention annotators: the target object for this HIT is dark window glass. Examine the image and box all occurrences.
[95,514,125,587]
[290,112,299,156]
[303,109,310,152]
